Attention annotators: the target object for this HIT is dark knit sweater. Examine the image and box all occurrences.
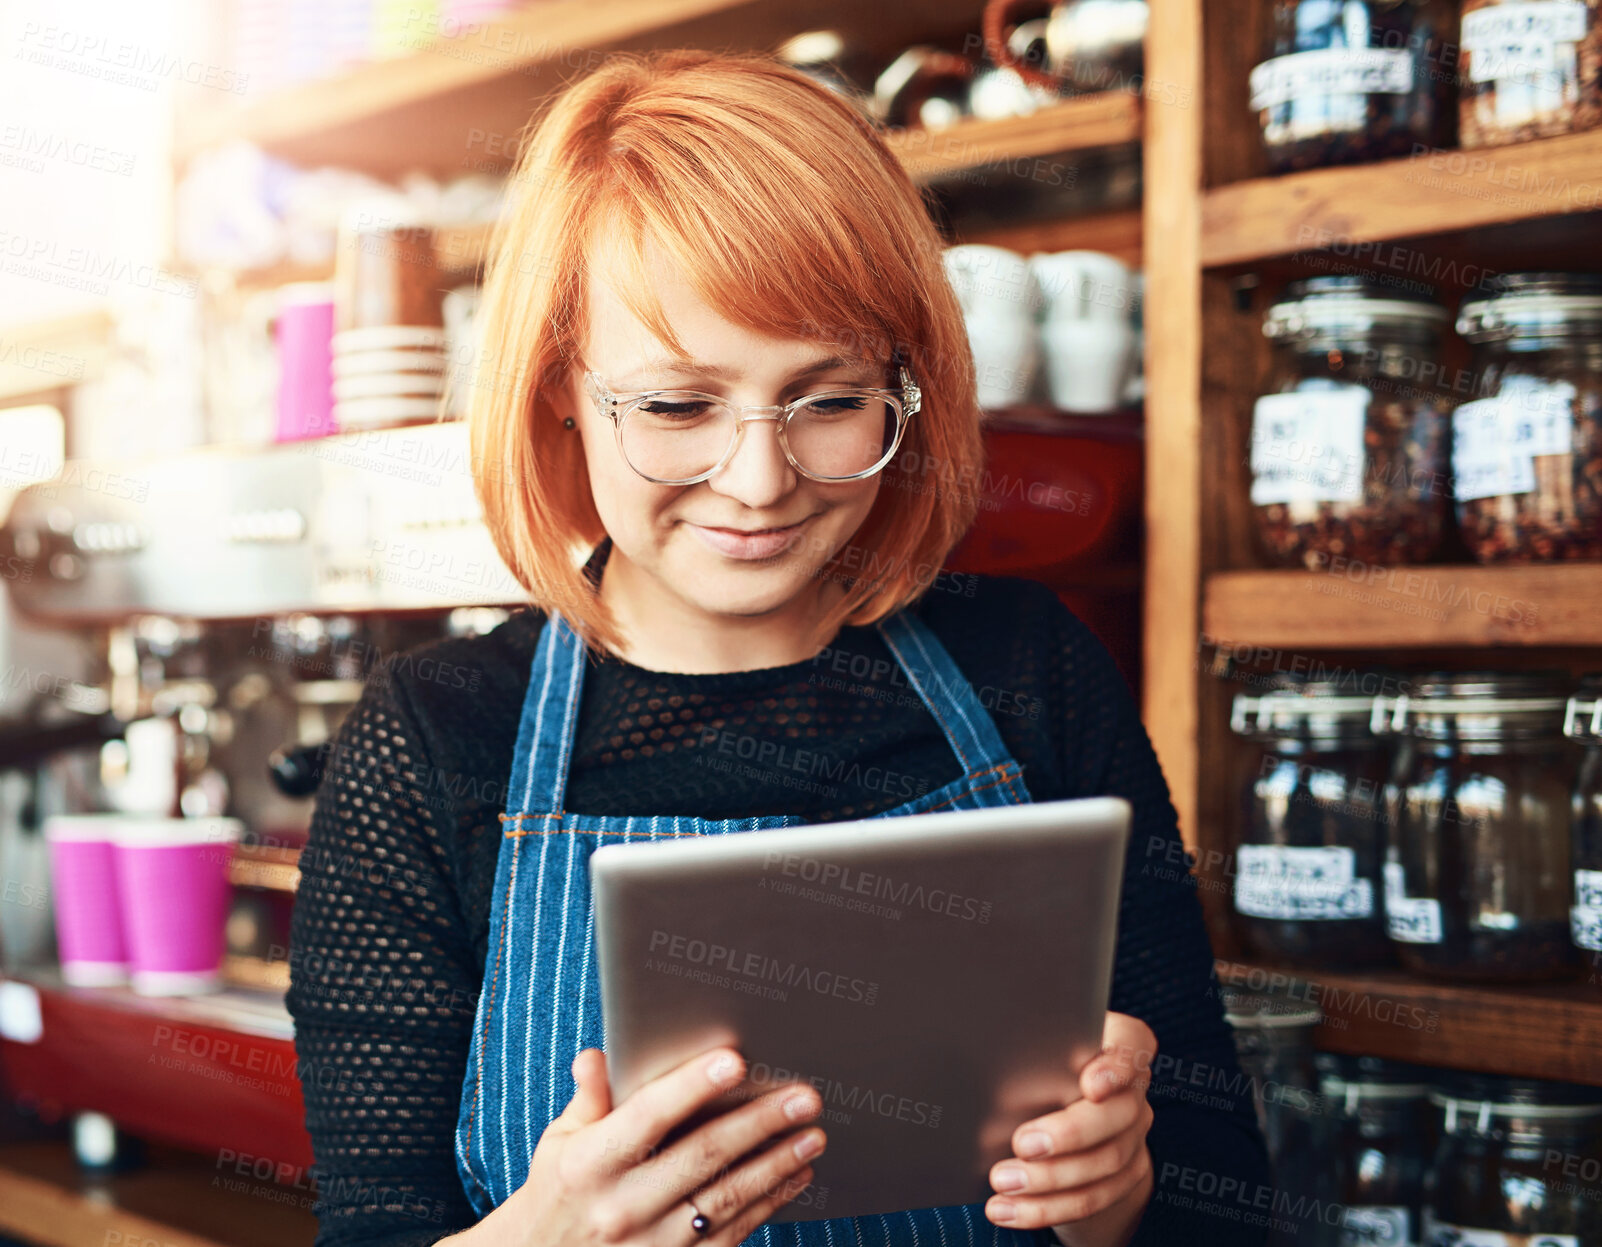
[285,572,1270,1247]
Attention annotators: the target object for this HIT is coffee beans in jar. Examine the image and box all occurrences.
[1314,1053,1435,1247]
[1229,680,1395,970]
[1566,674,1602,985]
[1425,1074,1602,1246]
[1376,672,1584,982]
[1251,278,1452,570]
[1459,0,1602,148]
[1249,0,1458,173]
[1454,273,1602,563]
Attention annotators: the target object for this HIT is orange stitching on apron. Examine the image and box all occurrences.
[922,765,1020,813]
[464,833,520,1181]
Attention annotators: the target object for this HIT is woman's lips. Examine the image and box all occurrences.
[687,516,811,561]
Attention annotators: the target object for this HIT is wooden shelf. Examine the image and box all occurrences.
[174,0,998,177]
[1204,564,1602,650]
[1218,961,1602,1087]
[963,207,1143,266]
[886,94,1143,183]
[1201,128,1602,269]
[0,1140,315,1247]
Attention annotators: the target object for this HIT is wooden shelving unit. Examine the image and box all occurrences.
[1145,0,1602,1087]
[1202,128,1602,269]
[1217,962,1602,1086]
[177,0,1019,176]
[1205,565,1602,649]
[886,93,1142,181]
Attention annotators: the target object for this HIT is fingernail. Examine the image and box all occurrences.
[706,1053,740,1085]
[793,1130,825,1161]
[989,1199,1016,1223]
[992,1165,1027,1192]
[783,1092,820,1122]
[1018,1130,1053,1159]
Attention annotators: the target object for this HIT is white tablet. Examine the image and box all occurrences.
[591,796,1131,1223]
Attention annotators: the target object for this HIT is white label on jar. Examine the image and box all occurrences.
[1249,48,1415,111]
[1425,1225,1576,1247]
[1384,862,1444,944]
[1339,1205,1411,1246]
[1235,844,1375,919]
[1571,868,1602,951]
[1463,1,1589,82]
[1451,379,1576,501]
[1250,389,1369,504]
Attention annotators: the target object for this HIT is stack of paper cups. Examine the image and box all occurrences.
[111,817,243,996]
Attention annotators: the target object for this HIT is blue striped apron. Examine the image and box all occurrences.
[455,608,1051,1245]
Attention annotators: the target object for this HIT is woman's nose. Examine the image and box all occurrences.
[707,416,797,508]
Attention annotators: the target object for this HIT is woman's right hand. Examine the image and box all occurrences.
[468,1045,826,1246]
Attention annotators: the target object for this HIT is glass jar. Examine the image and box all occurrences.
[1566,674,1602,985]
[1249,0,1458,173]
[1252,278,1452,570]
[1459,0,1602,148]
[1425,1074,1602,1245]
[1230,678,1395,970]
[1314,1053,1435,1247]
[1376,672,1584,982]
[1453,273,1602,563]
[1221,986,1324,1246]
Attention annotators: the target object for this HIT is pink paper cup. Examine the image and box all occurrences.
[43,815,130,987]
[112,817,243,996]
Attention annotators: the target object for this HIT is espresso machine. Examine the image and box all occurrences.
[0,420,518,1166]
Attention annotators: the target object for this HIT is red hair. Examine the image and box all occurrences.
[466,47,983,656]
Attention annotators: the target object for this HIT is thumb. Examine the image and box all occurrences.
[559,1047,613,1127]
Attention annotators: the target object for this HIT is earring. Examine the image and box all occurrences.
[563,416,575,430]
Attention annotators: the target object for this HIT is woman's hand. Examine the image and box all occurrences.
[984,1012,1157,1247]
[464,1045,826,1246]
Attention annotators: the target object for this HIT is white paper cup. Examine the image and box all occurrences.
[330,349,447,378]
[332,372,448,401]
[334,396,446,428]
[965,315,1040,410]
[332,326,448,353]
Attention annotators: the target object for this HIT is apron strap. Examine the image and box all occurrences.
[504,611,587,824]
[875,609,1016,778]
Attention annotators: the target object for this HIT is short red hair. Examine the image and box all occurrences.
[466,48,983,656]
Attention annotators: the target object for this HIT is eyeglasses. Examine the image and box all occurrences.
[581,363,921,485]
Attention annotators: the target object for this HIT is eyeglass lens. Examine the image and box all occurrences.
[619,392,899,481]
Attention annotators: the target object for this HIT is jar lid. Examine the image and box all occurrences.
[1430,1071,1602,1118]
[1265,277,1449,342]
[1458,272,1602,342]
[1565,673,1602,741]
[1231,691,1380,738]
[1371,671,1571,737]
[1220,986,1321,1029]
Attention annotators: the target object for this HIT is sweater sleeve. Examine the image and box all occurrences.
[285,665,483,1247]
[1047,596,1271,1247]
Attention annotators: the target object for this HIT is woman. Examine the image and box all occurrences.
[286,48,1269,1247]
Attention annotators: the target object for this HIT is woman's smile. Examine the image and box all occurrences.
[684,514,815,560]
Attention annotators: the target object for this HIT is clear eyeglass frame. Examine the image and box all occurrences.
[581,363,922,486]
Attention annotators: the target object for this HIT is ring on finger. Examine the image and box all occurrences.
[687,1195,711,1237]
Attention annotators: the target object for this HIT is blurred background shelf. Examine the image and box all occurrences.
[1217,961,1602,1088]
[1203,566,1602,649]
[175,0,1017,176]
[887,93,1142,181]
[1201,128,1602,269]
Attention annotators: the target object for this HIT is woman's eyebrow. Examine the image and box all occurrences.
[618,354,867,387]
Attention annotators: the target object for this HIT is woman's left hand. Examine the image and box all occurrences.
[984,1011,1157,1247]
